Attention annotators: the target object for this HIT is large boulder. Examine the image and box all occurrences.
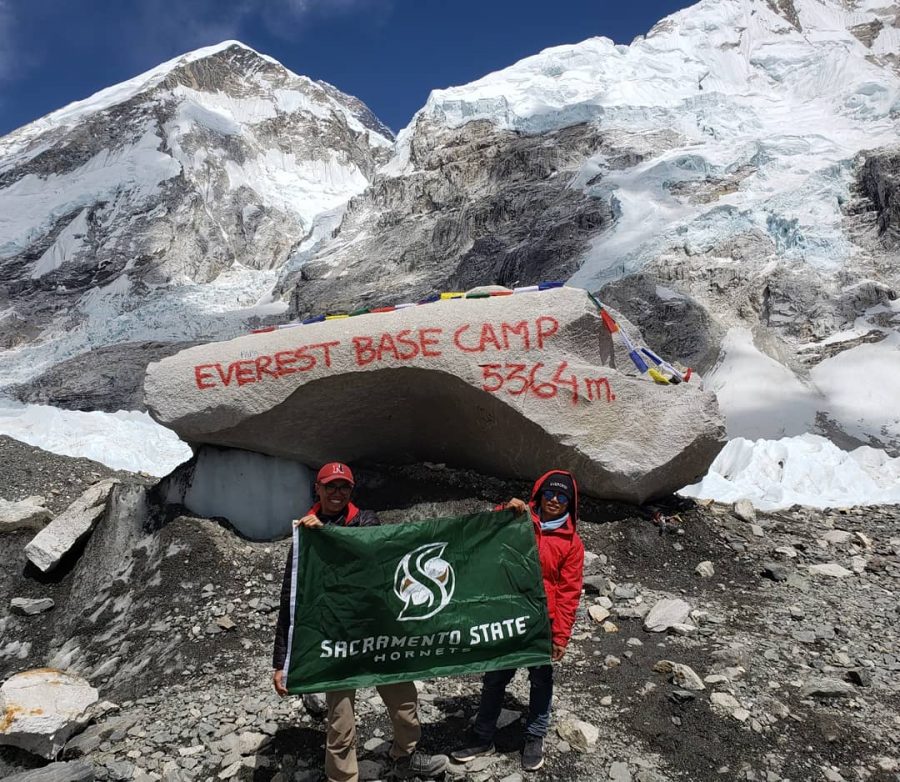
[144,287,725,503]
[24,481,116,573]
[0,497,52,533]
[0,669,99,760]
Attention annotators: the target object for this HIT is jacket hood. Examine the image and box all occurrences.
[529,469,579,526]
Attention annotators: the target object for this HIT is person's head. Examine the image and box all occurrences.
[315,462,355,515]
[536,473,575,522]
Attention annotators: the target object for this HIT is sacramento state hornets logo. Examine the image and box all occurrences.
[393,542,455,621]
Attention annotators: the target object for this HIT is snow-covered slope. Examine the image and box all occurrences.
[396,0,900,285]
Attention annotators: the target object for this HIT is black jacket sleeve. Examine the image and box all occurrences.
[353,508,380,527]
[272,543,293,670]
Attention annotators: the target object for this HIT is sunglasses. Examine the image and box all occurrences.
[321,482,353,493]
[541,489,569,504]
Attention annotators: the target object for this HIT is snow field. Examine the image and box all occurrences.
[0,399,191,476]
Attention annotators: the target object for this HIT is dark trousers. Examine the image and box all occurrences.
[473,665,553,740]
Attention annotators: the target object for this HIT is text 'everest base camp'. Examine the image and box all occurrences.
[2,0,900,781]
[144,286,724,535]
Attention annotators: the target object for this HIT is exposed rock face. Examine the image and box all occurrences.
[145,287,724,503]
[0,669,99,760]
[9,341,200,412]
[599,273,724,374]
[859,147,900,249]
[282,120,614,316]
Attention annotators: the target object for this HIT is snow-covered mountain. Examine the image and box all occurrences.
[285,0,900,454]
[0,40,391,400]
[1,0,899,465]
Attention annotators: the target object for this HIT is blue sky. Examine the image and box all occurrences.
[0,0,695,137]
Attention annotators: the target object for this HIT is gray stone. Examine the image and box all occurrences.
[799,677,855,698]
[556,718,599,751]
[104,761,134,781]
[25,481,116,572]
[609,761,633,782]
[695,561,715,578]
[582,575,608,594]
[653,660,706,691]
[0,496,52,533]
[0,669,99,759]
[468,756,495,772]
[733,499,756,523]
[3,760,95,781]
[808,563,853,578]
[588,605,611,623]
[10,597,55,615]
[762,562,789,581]
[821,529,852,545]
[850,555,867,574]
[643,598,691,632]
[615,604,650,620]
[145,287,725,504]
[709,692,743,718]
[236,730,267,755]
[63,731,102,758]
[846,668,872,687]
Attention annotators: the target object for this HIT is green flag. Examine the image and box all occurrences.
[284,510,551,693]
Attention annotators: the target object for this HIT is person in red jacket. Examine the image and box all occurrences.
[451,469,585,772]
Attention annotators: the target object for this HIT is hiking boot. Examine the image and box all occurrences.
[522,736,544,771]
[449,737,495,763]
[393,750,449,779]
[301,692,327,718]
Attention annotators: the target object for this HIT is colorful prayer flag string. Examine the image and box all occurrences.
[247,284,690,387]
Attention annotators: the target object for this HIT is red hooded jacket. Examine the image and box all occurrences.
[501,470,585,650]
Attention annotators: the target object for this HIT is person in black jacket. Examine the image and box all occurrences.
[272,462,448,782]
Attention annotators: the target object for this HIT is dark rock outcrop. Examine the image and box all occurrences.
[9,341,199,412]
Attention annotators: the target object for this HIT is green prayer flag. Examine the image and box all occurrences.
[284,510,551,693]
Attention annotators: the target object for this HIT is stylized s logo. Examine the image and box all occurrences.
[393,542,455,621]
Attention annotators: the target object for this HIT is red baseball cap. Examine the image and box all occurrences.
[316,462,355,485]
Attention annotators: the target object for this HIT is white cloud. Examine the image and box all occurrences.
[120,0,392,65]
[257,0,393,39]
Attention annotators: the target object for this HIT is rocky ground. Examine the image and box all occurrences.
[1,439,899,782]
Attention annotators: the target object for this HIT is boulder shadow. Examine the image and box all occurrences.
[250,724,324,781]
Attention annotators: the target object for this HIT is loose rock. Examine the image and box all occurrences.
[643,598,691,632]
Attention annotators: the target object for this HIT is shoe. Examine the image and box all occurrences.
[449,738,495,763]
[301,692,327,718]
[522,736,544,772]
[393,750,449,778]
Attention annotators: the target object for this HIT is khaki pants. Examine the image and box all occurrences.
[324,681,420,782]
